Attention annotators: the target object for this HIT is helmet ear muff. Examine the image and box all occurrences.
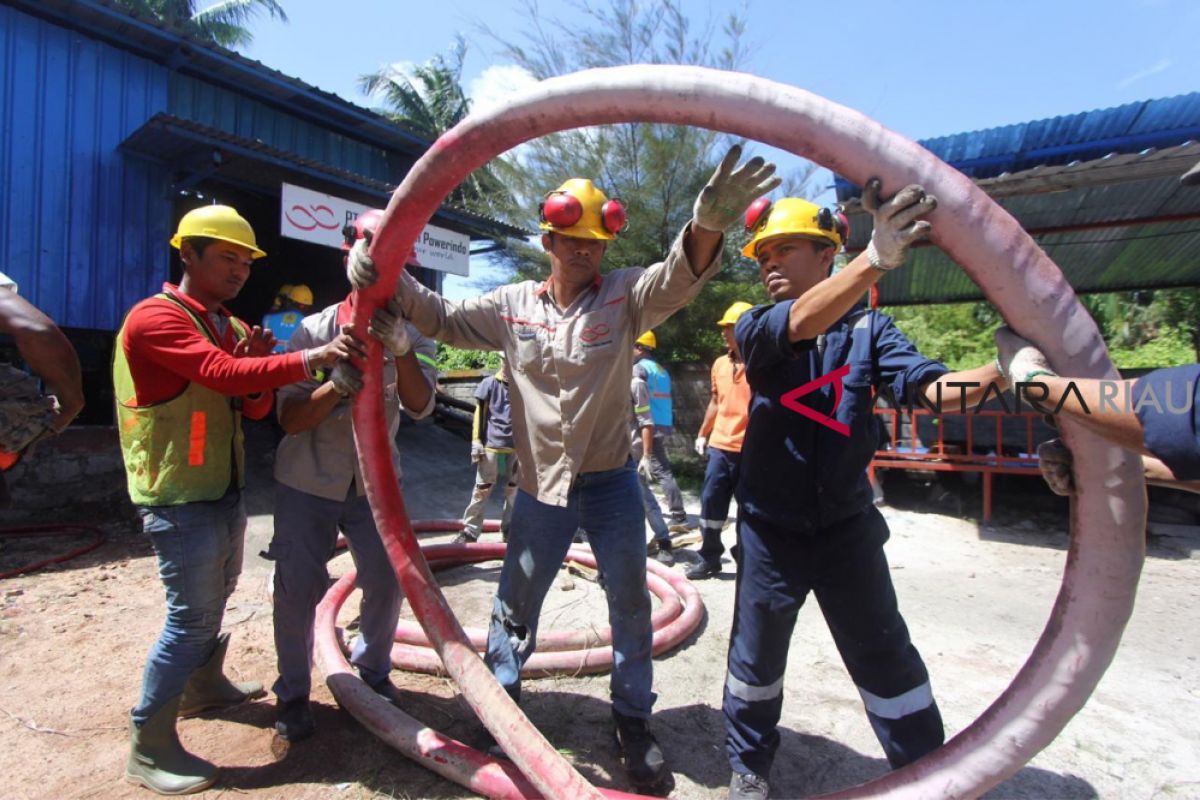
[745,197,772,232]
[540,191,584,229]
[600,198,627,235]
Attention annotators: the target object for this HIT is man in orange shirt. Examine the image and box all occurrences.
[689,301,754,579]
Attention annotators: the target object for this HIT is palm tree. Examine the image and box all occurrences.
[360,38,517,220]
[113,0,288,48]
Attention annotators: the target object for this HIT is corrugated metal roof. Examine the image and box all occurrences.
[835,97,1200,305]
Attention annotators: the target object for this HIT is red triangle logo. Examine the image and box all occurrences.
[779,363,851,437]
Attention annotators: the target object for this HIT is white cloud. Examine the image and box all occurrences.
[1116,58,1172,89]
[467,64,539,116]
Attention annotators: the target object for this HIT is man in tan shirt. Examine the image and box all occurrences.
[349,146,778,796]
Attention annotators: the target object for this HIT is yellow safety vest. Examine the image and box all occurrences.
[113,294,248,506]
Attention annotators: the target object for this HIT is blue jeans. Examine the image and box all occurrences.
[637,472,671,545]
[132,489,246,725]
[485,461,656,718]
[268,483,402,702]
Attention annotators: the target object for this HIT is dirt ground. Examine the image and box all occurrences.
[1,421,1198,800]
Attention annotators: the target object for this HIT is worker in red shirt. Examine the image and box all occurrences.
[115,205,360,796]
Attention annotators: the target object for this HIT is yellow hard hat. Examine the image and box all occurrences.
[741,197,844,259]
[539,179,626,241]
[717,301,754,327]
[286,284,313,306]
[278,283,294,296]
[170,205,266,259]
[635,331,657,349]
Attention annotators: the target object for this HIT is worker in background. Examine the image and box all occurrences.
[0,271,84,502]
[348,146,780,797]
[268,209,437,742]
[263,283,314,353]
[455,352,519,544]
[631,355,675,563]
[633,331,693,534]
[116,205,359,795]
[688,300,753,579]
[723,187,1006,799]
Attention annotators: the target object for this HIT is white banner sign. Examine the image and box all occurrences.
[279,182,470,276]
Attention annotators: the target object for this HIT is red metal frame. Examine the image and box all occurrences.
[870,407,1043,521]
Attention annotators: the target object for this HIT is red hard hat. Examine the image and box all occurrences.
[342,209,385,251]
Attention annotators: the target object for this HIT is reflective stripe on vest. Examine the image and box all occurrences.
[113,294,248,507]
[638,358,673,427]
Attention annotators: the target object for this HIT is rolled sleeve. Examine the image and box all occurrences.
[402,327,439,420]
[1135,365,1200,479]
[874,315,949,406]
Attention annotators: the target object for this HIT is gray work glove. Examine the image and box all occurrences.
[861,178,938,271]
[0,365,57,454]
[637,454,655,483]
[694,435,708,457]
[329,360,363,398]
[692,144,782,233]
[347,238,379,291]
[368,298,412,357]
[995,326,1057,386]
[1038,438,1074,496]
[471,443,486,465]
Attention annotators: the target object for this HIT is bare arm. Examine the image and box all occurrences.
[0,289,83,430]
[920,363,1006,413]
[698,395,719,439]
[788,254,883,343]
[278,383,343,435]
[1144,455,1200,493]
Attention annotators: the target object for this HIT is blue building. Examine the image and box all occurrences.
[0,0,522,421]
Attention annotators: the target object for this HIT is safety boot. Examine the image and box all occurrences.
[178,633,266,718]
[125,695,217,795]
[729,770,770,799]
[612,709,674,797]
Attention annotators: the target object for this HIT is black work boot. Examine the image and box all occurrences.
[274,697,315,742]
[612,709,674,797]
[685,559,722,580]
[178,633,266,718]
[729,770,769,799]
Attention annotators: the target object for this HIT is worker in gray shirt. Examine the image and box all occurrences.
[266,214,437,743]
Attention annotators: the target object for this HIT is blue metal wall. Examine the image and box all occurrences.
[0,4,170,330]
[169,73,397,183]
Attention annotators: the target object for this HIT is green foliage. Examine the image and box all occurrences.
[484,0,817,285]
[883,287,1200,373]
[112,0,287,47]
[359,38,518,221]
[436,343,501,372]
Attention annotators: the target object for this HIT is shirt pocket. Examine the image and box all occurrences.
[566,307,621,368]
[511,324,549,377]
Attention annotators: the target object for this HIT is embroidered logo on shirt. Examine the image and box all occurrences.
[580,323,610,343]
[780,364,851,437]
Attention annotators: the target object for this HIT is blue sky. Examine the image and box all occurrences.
[242,0,1200,298]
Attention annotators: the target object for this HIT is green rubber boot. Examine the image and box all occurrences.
[178,633,266,718]
[125,695,217,795]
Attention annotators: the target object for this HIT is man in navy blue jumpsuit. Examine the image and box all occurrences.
[724,186,1004,799]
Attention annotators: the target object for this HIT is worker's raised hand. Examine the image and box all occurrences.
[368,298,412,357]
[347,239,379,291]
[692,145,782,233]
[862,178,937,271]
[329,361,363,398]
[1037,438,1074,496]
[233,325,277,358]
[306,324,367,372]
[995,326,1057,386]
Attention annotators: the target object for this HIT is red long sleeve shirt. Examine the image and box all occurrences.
[120,284,310,419]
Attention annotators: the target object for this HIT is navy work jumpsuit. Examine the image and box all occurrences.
[725,301,948,779]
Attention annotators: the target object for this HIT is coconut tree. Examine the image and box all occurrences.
[112,0,288,48]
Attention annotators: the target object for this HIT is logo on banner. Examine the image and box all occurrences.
[284,204,339,232]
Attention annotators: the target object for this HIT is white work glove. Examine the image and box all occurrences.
[692,144,782,233]
[347,238,379,291]
[694,436,708,457]
[637,455,655,483]
[368,298,412,357]
[471,443,486,465]
[995,326,1057,386]
[329,360,363,398]
[1037,438,1074,496]
[861,178,938,271]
